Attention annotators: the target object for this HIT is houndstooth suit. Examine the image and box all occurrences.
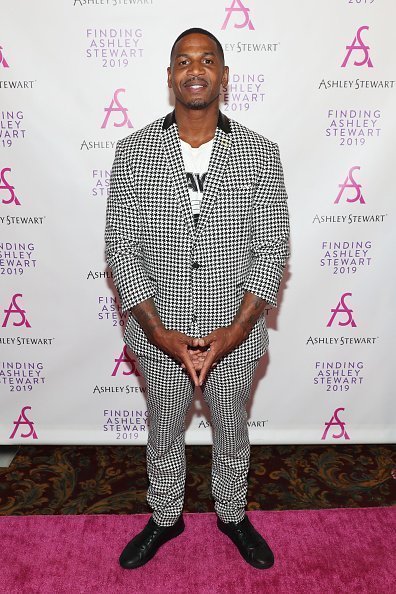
[105,111,289,525]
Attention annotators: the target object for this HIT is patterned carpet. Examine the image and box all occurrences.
[0,444,395,516]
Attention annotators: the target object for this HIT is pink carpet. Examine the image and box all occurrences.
[1,508,395,594]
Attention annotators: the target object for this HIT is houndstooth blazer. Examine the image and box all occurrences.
[105,111,290,366]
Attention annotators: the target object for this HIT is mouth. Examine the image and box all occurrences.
[184,79,208,90]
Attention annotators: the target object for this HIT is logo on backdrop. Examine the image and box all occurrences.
[314,361,364,393]
[221,0,254,30]
[0,242,37,276]
[80,92,132,150]
[341,26,373,68]
[103,409,148,439]
[86,28,143,67]
[86,268,112,280]
[80,139,117,151]
[0,216,46,226]
[224,41,279,54]
[327,293,356,328]
[335,166,364,204]
[0,360,45,392]
[0,110,26,148]
[0,168,21,205]
[312,166,388,226]
[0,47,36,89]
[97,296,128,327]
[222,72,265,112]
[9,406,38,439]
[320,240,372,274]
[306,295,378,346]
[92,347,145,396]
[198,418,268,429]
[0,45,9,67]
[319,26,395,90]
[74,0,153,6]
[325,108,381,146]
[91,169,110,197]
[112,346,141,377]
[2,294,31,328]
[321,408,350,441]
[101,89,133,129]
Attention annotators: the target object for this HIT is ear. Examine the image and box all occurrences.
[167,66,172,89]
[222,65,229,89]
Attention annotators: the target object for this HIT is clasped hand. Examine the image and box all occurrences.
[151,325,245,387]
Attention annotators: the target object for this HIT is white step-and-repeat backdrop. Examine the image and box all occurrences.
[1,0,395,444]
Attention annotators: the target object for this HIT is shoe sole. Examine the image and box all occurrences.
[217,520,274,570]
[120,521,185,569]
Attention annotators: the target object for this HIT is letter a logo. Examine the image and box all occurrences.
[341,25,373,68]
[0,45,9,68]
[327,292,357,328]
[2,294,31,328]
[112,345,141,377]
[101,89,133,129]
[334,166,364,204]
[321,407,350,440]
[221,0,255,30]
[0,168,21,205]
[9,406,38,439]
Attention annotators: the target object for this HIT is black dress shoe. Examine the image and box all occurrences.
[217,515,274,569]
[119,515,185,569]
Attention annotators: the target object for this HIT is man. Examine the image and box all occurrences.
[105,27,289,570]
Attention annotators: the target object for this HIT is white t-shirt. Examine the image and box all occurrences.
[180,138,214,227]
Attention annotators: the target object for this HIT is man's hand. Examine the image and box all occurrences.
[188,292,268,384]
[131,298,202,386]
[131,293,267,387]
[192,324,246,386]
[181,345,218,372]
[184,346,208,371]
[150,327,201,386]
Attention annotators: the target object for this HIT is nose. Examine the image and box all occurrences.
[187,59,205,77]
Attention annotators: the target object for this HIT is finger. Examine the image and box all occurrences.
[188,352,203,365]
[181,353,200,387]
[197,332,216,348]
[198,351,217,386]
[183,335,200,348]
[188,349,209,362]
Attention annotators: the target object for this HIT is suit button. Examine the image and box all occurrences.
[192,262,200,269]
[191,314,197,322]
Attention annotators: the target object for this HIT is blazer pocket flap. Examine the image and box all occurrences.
[220,183,256,194]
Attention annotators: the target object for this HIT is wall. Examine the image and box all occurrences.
[1,0,394,444]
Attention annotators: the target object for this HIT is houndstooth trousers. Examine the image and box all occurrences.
[137,354,259,527]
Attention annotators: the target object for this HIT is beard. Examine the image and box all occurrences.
[185,99,209,110]
[180,91,220,111]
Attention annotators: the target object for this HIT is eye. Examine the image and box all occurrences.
[178,59,189,66]
[203,58,214,64]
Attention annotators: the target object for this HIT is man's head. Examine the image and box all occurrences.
[167,28,228,111]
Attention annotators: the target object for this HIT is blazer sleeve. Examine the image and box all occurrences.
[242,142,290,307]
[105,140,156,313]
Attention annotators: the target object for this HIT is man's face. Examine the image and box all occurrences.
[167,33,228,110]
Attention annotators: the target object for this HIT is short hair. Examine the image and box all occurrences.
[170,28,224,64]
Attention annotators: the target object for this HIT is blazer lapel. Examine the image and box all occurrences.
[161,110,232,240]
[161,113,195,239]
[196,121,232,237]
